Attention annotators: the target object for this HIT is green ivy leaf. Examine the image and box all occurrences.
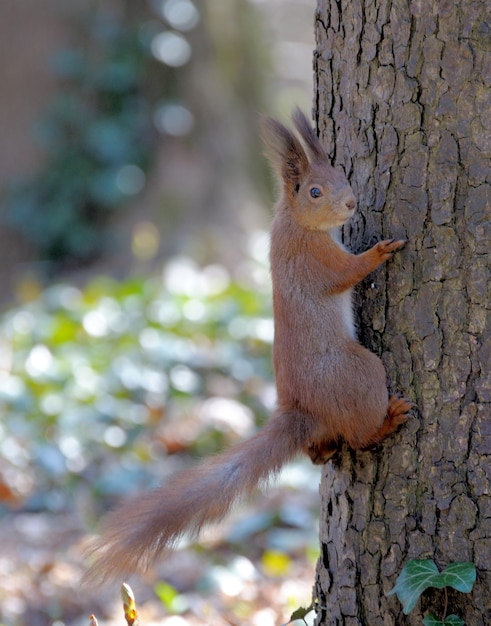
[444,616,466,626]
[387,560,439,614]
[286,602,315,624]
[422,614,465,626]
[438,562,476,594]
[386,560,476,615]
[422,615,441,626]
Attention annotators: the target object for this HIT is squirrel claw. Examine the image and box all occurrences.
[376,238,407,260]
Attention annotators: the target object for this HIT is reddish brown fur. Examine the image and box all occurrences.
[85,110,412,582]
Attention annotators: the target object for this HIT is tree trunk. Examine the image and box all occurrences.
[313,0,491,624]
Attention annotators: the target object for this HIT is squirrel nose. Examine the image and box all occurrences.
[345,196,356,211]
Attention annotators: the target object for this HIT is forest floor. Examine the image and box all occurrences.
[0,462,321,626]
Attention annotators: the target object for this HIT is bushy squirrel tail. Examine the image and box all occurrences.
[85,411,316,582]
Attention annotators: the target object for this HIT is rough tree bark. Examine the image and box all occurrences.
[312,0,491,624]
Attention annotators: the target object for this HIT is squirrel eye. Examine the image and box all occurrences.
[310,187,322,198]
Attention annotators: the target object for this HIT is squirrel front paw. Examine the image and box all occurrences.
[374,238,407,261]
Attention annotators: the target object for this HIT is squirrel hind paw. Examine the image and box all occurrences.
[306,440,339,465]
[387,395,415,425]
[358,395,415,450]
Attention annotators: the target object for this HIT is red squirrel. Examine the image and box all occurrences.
[86,110,411,581]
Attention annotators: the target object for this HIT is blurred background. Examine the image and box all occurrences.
[0,0,315,298]
[0,1,321,625]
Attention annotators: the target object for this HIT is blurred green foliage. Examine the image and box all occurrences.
[4,11,156,264]
[0,253,274,514]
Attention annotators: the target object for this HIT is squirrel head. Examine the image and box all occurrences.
[261,109,356,230]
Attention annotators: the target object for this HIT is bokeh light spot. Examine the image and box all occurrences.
[154,103,194,136]
[116,165,146,195]
[163,0,199,31]
[132,221,160,261]
[151,31,191,67]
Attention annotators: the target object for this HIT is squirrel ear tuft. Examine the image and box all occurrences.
[260,115,309,194]
[292,108,326,162]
